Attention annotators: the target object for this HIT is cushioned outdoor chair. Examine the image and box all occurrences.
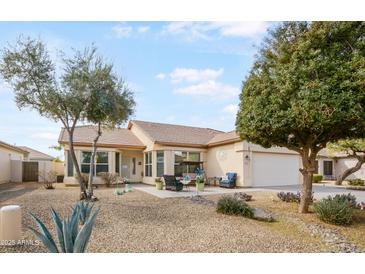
[219,172,237,188]
[163,175,184,191]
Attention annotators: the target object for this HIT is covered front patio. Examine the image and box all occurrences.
[131,183,258,198]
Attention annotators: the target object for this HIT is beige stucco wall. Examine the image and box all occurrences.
[0,147,24,184]
[335,157,365,181]
[10,160,22,183]
[206,142,244,187]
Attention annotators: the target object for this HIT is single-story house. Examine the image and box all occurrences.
[58,120,363,187]
[0,140,29,184]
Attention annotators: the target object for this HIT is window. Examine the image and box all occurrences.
[314,160,319,174]
[67,151,74,177]
[81,151,109,175]
[323,160,333,176]
[132,158,136,175]
[144,152,152,177]
[115,152,120,174]
[174,151,200,176]
[156,151,164,177]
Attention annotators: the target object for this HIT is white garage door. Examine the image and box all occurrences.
[252,152,300,187]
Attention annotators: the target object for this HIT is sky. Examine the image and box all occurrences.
[0,21,275,157]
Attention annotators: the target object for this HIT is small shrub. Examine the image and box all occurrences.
[313,174,323,183]
[347,179,365,186]
[216,196,254,218]
[332,193,357,208]
[277,191,313,203]
[313,197,353,225]
[97,172,119,187]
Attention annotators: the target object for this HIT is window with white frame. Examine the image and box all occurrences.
[144,151,152,177]
[81,151,109,175]
[156,151,164,177]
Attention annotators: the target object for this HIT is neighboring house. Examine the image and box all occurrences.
[0,140,28,184]
[58,120,358,187]
[18,146,63,182]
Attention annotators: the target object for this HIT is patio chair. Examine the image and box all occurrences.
[163,175,183,191]
[219,172,237,188]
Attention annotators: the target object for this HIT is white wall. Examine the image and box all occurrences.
[335,158,365,180]
[0,147,24,184]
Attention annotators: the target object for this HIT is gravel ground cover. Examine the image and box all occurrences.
[0,183,341,253]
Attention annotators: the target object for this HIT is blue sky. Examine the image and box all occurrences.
[0,21,274,157]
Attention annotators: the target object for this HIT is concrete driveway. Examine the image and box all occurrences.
[254,184,365,203]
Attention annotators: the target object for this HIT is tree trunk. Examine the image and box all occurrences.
[335,156,365,185]
[68,131,87,200]
[87,123,102,200]
[299,148,318,213]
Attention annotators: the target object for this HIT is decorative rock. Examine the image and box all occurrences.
[252,208,274,222]
[233,192,252,202]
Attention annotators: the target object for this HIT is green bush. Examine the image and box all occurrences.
[313,174,323,183]
[216,196,254,218]
[313,197,354,225]
[347,179,365,186]
[332,193,357,208]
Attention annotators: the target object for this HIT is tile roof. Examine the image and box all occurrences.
[129,120,224,147]
[207,131,241,146]
[0,140,29,155]
[58,125,145,148]
[17,146,55,161]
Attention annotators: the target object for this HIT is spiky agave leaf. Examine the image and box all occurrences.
[70,205,80,243]
[27,226,59,253]
[50,207,65,252]
[62,218,74,253]
[29,212,58,253]
[77,201,94,225]
[73,207,100,253]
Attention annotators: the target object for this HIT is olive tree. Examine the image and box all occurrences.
[80,49,135,200]
[328,139,365,185]
[236,22,365,213]
[0,37,90,199]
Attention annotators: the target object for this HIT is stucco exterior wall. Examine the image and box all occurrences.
[206,142,244,187]
[0,147,24,184]
[335,157,365,181]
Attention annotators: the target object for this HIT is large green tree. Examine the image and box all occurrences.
[236,22,365,213]
[328,138,365,185]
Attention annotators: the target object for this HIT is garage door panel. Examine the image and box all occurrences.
[252,153,300,186]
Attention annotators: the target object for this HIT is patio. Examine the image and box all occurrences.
[131,183,261,198]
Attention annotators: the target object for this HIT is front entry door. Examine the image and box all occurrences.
[121,156,130,179]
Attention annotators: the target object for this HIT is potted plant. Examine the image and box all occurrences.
[195,175,205,192]
[155,177,163,190]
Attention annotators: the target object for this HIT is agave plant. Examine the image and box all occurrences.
[28,203,100,253]
[74,201,94,225]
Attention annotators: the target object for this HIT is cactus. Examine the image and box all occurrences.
[28,203,100,253]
